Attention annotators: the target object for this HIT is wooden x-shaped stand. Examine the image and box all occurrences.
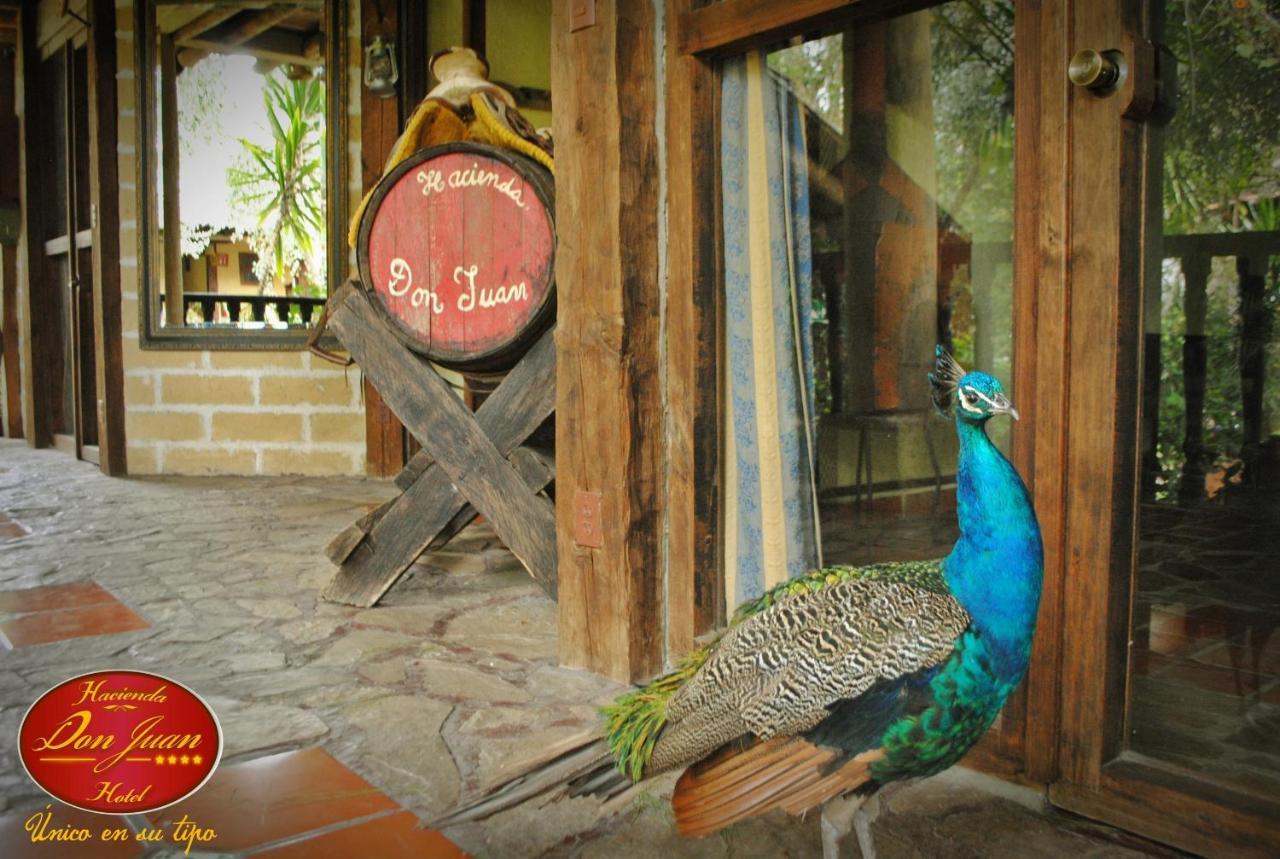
[321,282,557,606]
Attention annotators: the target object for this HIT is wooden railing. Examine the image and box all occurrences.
[182,292,327,327]
[1147,230,1280,499]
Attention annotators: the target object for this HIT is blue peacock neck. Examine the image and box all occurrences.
[943,416,1044,673]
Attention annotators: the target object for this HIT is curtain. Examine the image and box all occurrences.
[721,52,822,613]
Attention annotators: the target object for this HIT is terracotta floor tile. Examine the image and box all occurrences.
[0,601,149,649]
[250,811,469,859]
[0,581,116,614]
[148,747,398,853]
[0,805,142,858]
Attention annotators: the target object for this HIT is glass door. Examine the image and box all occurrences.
[714,0,1033,772]
[1047,0,1280,851]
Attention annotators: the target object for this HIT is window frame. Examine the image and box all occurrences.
[133,0,348,350]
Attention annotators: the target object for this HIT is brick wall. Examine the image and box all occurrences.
[113,0,368,476]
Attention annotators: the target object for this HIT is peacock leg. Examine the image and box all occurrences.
[820,792,869,859]
[853,792,882,859]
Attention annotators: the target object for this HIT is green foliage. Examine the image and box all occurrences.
[227,71,326,294]
[1163,0,1280,233]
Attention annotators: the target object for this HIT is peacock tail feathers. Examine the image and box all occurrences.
[601,645,713,782]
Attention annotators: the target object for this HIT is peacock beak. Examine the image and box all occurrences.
[994,395,1019,420]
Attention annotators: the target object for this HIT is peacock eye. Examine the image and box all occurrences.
[961,389,978,406]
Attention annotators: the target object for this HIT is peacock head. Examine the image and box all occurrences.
[929,345,1019,424]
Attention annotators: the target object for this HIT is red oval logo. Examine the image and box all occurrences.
[18,670,222,814]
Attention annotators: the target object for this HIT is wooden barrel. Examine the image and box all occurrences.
[356,142,555,371]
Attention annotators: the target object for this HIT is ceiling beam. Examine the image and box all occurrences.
[172,7,238,43]
[180,28,321,67]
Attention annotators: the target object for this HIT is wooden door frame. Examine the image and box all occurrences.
[1038,0,1280,851]
[12,1,124,473]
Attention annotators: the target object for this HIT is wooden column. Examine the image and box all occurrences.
[360,0,408,476]
[663,0,723,652]
[87,0,124,474]
[15,1,52,447]
[0,37,22,439]
[159,35,182,326]
[1178,253,1208,502]
[552,0,664,682]
[1237,254,1267,462]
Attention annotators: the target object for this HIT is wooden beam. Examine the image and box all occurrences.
[663,0,723,653]
[184,6,295,48]
[677,0,935,56]
[171,7,238,43]
[159,35,182,326]
[552,0,664,682]
[360,0,407,476]
[462,0,485,58]
[0,42,21,438]
[326,283,558,599]
[86,0,124,473]
[181,29,320,67]
[15,2,51,446]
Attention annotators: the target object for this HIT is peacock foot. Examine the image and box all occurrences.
[820,791,881,859]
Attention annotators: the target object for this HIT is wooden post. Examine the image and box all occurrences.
[1237,254,1267,465]
[159,35,182,327]
[552,0,664,682]
[15,2,52,447]
[0,38,22,439]
[87,0,124,474]
[663,0,723,652]
[1178,253,1209,502]
[360,0,409,476]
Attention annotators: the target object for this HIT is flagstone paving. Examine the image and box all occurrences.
[0,442,1174,858]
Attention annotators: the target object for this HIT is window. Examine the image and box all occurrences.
[719,2,1016,605]
[135,0,346,347]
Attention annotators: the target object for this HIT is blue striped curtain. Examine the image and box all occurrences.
[721,53,821,613]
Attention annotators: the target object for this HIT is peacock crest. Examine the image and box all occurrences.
[928,345,967,417]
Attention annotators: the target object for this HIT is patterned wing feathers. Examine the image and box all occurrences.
[666,578,968,752]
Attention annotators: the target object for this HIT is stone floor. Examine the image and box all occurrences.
[0,442,1178,857]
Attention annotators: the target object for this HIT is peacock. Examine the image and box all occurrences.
[437,347,1043,858]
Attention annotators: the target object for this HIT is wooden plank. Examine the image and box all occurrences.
[86,0,124,474]
[326,444,555,604]
[0,42,21,439]
[326,283,558,597]
[360,0,407,476]
[159,35,182,326]
[1051,759,1280,857]
[663,0,723,655]
[552,0,664,682]
[680,0,853,55]
[677,0,936,56]
[1054,0,1147,791]
[1017,0,1068,786]
[16,2,53,447]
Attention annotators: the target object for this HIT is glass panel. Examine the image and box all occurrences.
[764,1,1015,571]
[1128,1,1280,797]
[147,1,328,330]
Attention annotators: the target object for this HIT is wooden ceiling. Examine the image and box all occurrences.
[156,3,323,69]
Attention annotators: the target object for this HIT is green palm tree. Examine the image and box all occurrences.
[228,70,325,295]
